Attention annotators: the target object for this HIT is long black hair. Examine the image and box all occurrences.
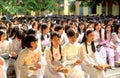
[82,30,96,53]
[104,24,112,40]
[94,22,102,39]
[50,32,62,61]
[41,23,49,41]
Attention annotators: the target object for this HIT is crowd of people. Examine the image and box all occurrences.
[0,14,120,78]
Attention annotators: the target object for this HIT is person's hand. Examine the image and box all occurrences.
[54,65,63,72]
[0,59,4,65]
[35,64,41,69]
[11,52,17,57]
[74,59,82,65]
[101,64,110,68]
[110,46,116,50]
[94,65,104,71]
[29,66,38,71]
[59,68,68,73]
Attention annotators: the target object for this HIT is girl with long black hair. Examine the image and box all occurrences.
[44,32,67,78]
[80,29,105,78]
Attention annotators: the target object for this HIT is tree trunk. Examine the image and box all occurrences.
[107,0,112,15]
[102,0,106,15]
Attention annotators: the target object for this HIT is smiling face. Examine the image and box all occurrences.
[95,23,101,31]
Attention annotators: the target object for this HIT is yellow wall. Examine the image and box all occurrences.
[112,4,119,15]
[63,1,119,16]
[64,0,69,15]
[84,6,88,15]
[97,4,102,15]
[75,1,80,15]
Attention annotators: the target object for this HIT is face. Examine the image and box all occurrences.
[86,32,94,42]
[51,25,55,32]
[106,26,111,33]
[95,23,101,31]
[69,35,77,43]
[79,25,85,30]
[108,20,113,25]
[71,23,76,28]
[43,27,49,34]
[0,34,6,42]
[51,36,60,47]
[58,28,63,35]
[88,25,94,30]
[31,41,38,50]
[33,24,38,30]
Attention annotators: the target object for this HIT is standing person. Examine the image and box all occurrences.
[63,29,85,78]
[80,29,105,78]
[44,32,67,78]
[15,35,43,78]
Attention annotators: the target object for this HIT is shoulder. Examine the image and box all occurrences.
[62,42,69,48]
[18,48,28,57]
[80,43,85,47]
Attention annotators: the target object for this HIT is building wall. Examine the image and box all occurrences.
[112,4,119,15]
[97,4,102,15]
[84,6,88,15]
[64,1,119,16]
[64,0,69,15]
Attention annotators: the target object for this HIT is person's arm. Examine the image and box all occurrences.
[35,50,41,69]
[61,48,66,67]
[45,48,54,68]
[112,33,120,43]
[15,52,30,71]
[63,47,77,65]
[80,44,97,67]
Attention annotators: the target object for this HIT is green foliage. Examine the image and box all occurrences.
[69,1,75,12]
[0,0,58,15]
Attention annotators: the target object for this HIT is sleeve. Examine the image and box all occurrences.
[8,40,13,54]
[61,48,66,67]
[112,33,120,43]
[0,41,10,60]
[15,52,29,71]
[36,50,41,64]
[80,44,97,67]
[44,48,54,68]
[91,52,101,64]
[62,47,77,65]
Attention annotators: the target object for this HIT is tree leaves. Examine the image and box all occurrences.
[0,0,58,15]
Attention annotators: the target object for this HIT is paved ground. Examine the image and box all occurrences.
[7,67,120,78]
[105,67,120,78]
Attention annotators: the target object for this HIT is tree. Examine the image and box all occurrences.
[0,0,58,16]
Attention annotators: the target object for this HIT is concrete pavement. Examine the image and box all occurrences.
[105,67,120,78]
